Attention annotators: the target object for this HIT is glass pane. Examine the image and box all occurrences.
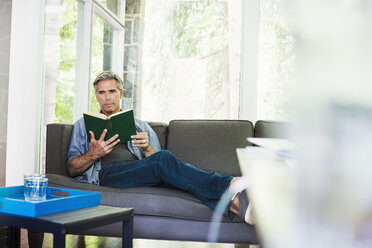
[129,0,241,122]
[96,0,119,16]
[43,0,77,125]
[42,0,78,173]
[90,13,115,113]
[256,0,296,121]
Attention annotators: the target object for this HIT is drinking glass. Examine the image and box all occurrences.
[24,174,48,202]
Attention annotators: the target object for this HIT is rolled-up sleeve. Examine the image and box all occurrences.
[67,118,100,184]
[144,122,161,153]
[67,118,90,166]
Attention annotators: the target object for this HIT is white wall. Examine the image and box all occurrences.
[0,0,12,187]
[6,0,45,186]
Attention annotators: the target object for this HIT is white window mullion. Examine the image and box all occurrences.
[93,2,125,76]
[74,0,94,122]
[112,29,125,76]
[117,0,125,23]
[239,0,260,122]
[93,0,125,29]
[74,0,125,118]
[116,0,125,76]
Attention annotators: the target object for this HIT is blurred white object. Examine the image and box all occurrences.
[238,0,372,246]
[247,138,295,151]
[288,0,372,246]
[247,138,296,159]
[293,104,372,248]
[237,147,296,248]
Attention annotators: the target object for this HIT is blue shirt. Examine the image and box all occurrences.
[67,117,161,185]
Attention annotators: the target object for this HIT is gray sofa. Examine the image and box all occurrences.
[45,120,288,245]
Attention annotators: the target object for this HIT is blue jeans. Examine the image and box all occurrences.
[99,150,234,217]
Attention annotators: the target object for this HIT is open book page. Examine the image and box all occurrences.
[84,109,133,120]
[109,109,133,118]
[84,112,108,120]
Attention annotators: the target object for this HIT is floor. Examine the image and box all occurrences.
[20,229,256,248]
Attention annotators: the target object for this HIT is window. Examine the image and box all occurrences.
[90,13,116,113]
[125,0,242,122]
[44,0,77,125]
[41,0,125,172]
[95,0,119,15]
[256,0,296,121]
[43,0,124,125]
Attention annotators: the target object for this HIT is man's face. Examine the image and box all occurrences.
[95,79,123,116]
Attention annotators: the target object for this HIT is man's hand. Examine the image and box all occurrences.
[131,132,155,157]
[89,129,120,160]
[67,129,120,177]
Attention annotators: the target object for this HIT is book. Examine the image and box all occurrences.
[83,109,136,144]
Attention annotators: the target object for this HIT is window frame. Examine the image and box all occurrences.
[239,0,260,122]
[73,0,125,122]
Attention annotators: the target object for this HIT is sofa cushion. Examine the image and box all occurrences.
[46,124,73,177]
[47,174,243,223]
[147,122,168,150]
[254,120,290,138]
[167,120,254,177]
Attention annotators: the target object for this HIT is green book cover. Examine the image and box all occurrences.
[83,109,136,144]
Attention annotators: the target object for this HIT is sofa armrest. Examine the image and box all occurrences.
[46,123,73,176]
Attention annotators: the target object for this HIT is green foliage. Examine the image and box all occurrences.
[141,0,233,121]
[54,0,77,124]
[55,83,74,123]
[54,0,114,124]
[258,0,296,121]
[171,0,227,58]
[59,0,77,71]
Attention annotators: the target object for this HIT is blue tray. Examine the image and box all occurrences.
[0,186,101,217]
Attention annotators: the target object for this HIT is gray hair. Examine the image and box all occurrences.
[93,71,124,91]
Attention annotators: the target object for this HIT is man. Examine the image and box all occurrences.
[67,71,252,223]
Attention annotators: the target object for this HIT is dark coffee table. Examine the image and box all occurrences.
[0,205,133,248]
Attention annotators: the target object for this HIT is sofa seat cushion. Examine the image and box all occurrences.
[47,174,243,223]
